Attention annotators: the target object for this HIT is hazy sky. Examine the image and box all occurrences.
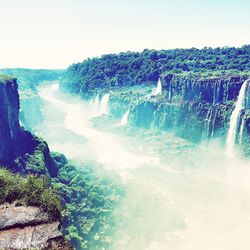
[0,0,250,69]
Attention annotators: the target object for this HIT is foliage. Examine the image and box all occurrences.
[51,157,123,250]
[61,45,250,93]
[0,167,61,220]
[165,69,250,80]
[0,75,14,84]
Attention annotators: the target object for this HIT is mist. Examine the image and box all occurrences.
[25,82,250,250]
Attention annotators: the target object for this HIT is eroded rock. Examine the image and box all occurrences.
[0,205,73,250]
[0,222,62,249]
[0,205,49,230]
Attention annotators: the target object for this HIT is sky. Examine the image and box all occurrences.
[0,0,250,69]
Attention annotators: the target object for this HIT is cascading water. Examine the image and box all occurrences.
[151,78,162,96]
[99,93,110,115]
[203,108,213,140]
[34,81,250,250]
[211,107,218,137]
[226,79,249,156]
[119,109,129,126]
[239,118,245,145]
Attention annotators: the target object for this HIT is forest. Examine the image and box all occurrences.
[62,45,250,93]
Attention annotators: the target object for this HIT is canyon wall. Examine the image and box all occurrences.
[104,74,250,153]
[0,76,58,175]
[0,76,21,162]
[159,74,250,146]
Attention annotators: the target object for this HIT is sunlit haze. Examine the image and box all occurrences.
[0,0,250,68]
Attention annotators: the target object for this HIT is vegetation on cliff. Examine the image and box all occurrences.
[51,153,122,250]
[0,151,122,249]
[0,168,61,220]
[0,75,15,84]
[61,45,250,93]
[0,74,122,249]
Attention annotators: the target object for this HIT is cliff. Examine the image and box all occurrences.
[84,73,250,153]
[162,73,250,105]
[0,76,58,176]
[0,76,20,162]
[0,76,120,249]
[0,76,71,249]
[0,69,64,133]
[160,73,250,147]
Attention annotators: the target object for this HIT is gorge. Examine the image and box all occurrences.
[36,78,250,250]
[1,46,250,250]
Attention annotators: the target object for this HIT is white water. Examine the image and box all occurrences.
[38,84,156,173]
[89,93,110,117]
[98,93,110,115]
[239,118,245,145]
[152,78,162,96]
[35,82,250,250]
[203,108,212,139]
[119,109,129,126]
[226,79,249,156]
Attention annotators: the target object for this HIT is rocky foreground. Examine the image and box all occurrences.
[0,204,72,250]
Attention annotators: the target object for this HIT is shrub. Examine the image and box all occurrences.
[0,167,61,220]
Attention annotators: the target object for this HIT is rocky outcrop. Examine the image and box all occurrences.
[0,204,72,250]
[0,205,49,230]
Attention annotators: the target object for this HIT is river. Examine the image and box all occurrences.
[34,82,250,250]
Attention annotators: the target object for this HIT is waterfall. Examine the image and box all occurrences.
[203,108,213,139]
[168,80,172,100]
[239,118,245,145]
[152,79,162,96]
[99,94,110,115]
[226,79,249,156]
[211,108,218,137]
[119,109,129,126]
[93,94,100,111]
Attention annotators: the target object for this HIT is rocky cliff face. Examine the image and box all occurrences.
[0,204,72,250]
[0,76,73,248]
[0,76,58,176]
[162,74,249,105]
[0,76,20,162]
[160,74,250,149]
[103,73,250,152]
